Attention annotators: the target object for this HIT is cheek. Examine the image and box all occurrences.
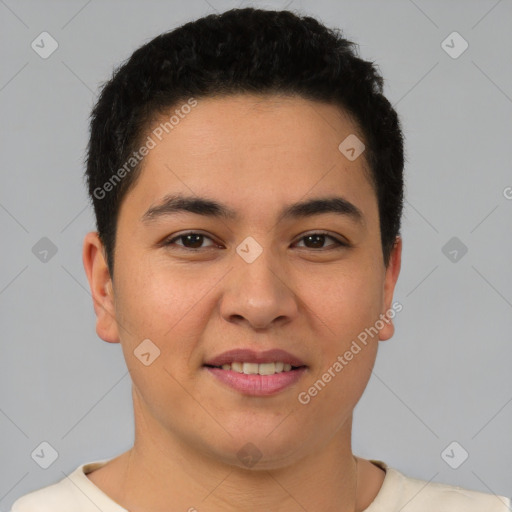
[306,263,384,340]
[305,262,383,411]
[113,270,202,405]
[115,259,192,330]
[113,263,218,367]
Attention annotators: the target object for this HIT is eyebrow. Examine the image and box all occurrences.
[141,193,365,226]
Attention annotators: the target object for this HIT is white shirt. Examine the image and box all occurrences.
[10,458,511,511]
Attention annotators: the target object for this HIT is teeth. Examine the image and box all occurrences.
[258,362,275,375]
[231,362,243,372]
[218,362,297,375]
[242,362,259,375]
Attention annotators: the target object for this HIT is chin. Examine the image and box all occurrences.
[202,422,309,471]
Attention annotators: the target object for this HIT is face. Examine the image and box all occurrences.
[84,94,401,469]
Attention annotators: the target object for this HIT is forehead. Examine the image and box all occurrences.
[148,94,364,166]
[120,94,377,227]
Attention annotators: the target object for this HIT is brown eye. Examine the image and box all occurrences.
[294,233,347,250]
[162,231,347,252]
[164,232,216,250]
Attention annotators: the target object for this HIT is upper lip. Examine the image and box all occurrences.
[204,348,306,367]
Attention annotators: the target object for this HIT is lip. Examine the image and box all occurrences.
[204,348,306,367]
[204,348,308,396]
[205,367,307,396]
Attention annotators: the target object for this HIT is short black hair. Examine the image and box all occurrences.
[85,7,404,276]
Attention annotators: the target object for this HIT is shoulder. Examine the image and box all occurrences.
[398,471,511,511]
[11,478,79,512]
[10,460,120,512]
[368,460,511,512]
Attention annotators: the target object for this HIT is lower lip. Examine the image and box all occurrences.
[205,367,307,396]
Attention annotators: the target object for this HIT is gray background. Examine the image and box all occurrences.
[1,0,511,508]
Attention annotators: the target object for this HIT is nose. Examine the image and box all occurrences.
[219,244,299,330]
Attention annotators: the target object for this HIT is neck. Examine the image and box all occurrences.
[113,409,360,512]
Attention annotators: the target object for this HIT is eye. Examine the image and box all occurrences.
[163,232,219,250]
[293,232,347,250]
[162,231,348,251]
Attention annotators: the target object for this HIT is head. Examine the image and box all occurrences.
[83,8,404,469]
[86,7,404,276]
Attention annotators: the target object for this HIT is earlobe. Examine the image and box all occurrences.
[378,316,395,342]
[379,236,402,342]
[82,231,120,344]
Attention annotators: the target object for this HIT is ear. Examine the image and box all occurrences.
[378,236,402,341]
[82,231,120,343]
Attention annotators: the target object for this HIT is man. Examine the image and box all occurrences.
[11,7,510,511]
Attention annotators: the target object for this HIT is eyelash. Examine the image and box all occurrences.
[162,231,348,251]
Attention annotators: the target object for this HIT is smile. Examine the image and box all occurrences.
[210,361,296,375]
[204,349,308,396]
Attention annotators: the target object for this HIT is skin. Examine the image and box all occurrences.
[83,94,402,512]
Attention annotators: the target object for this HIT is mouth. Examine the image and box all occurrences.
[205,361,302,375]
[203,348,308,396]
